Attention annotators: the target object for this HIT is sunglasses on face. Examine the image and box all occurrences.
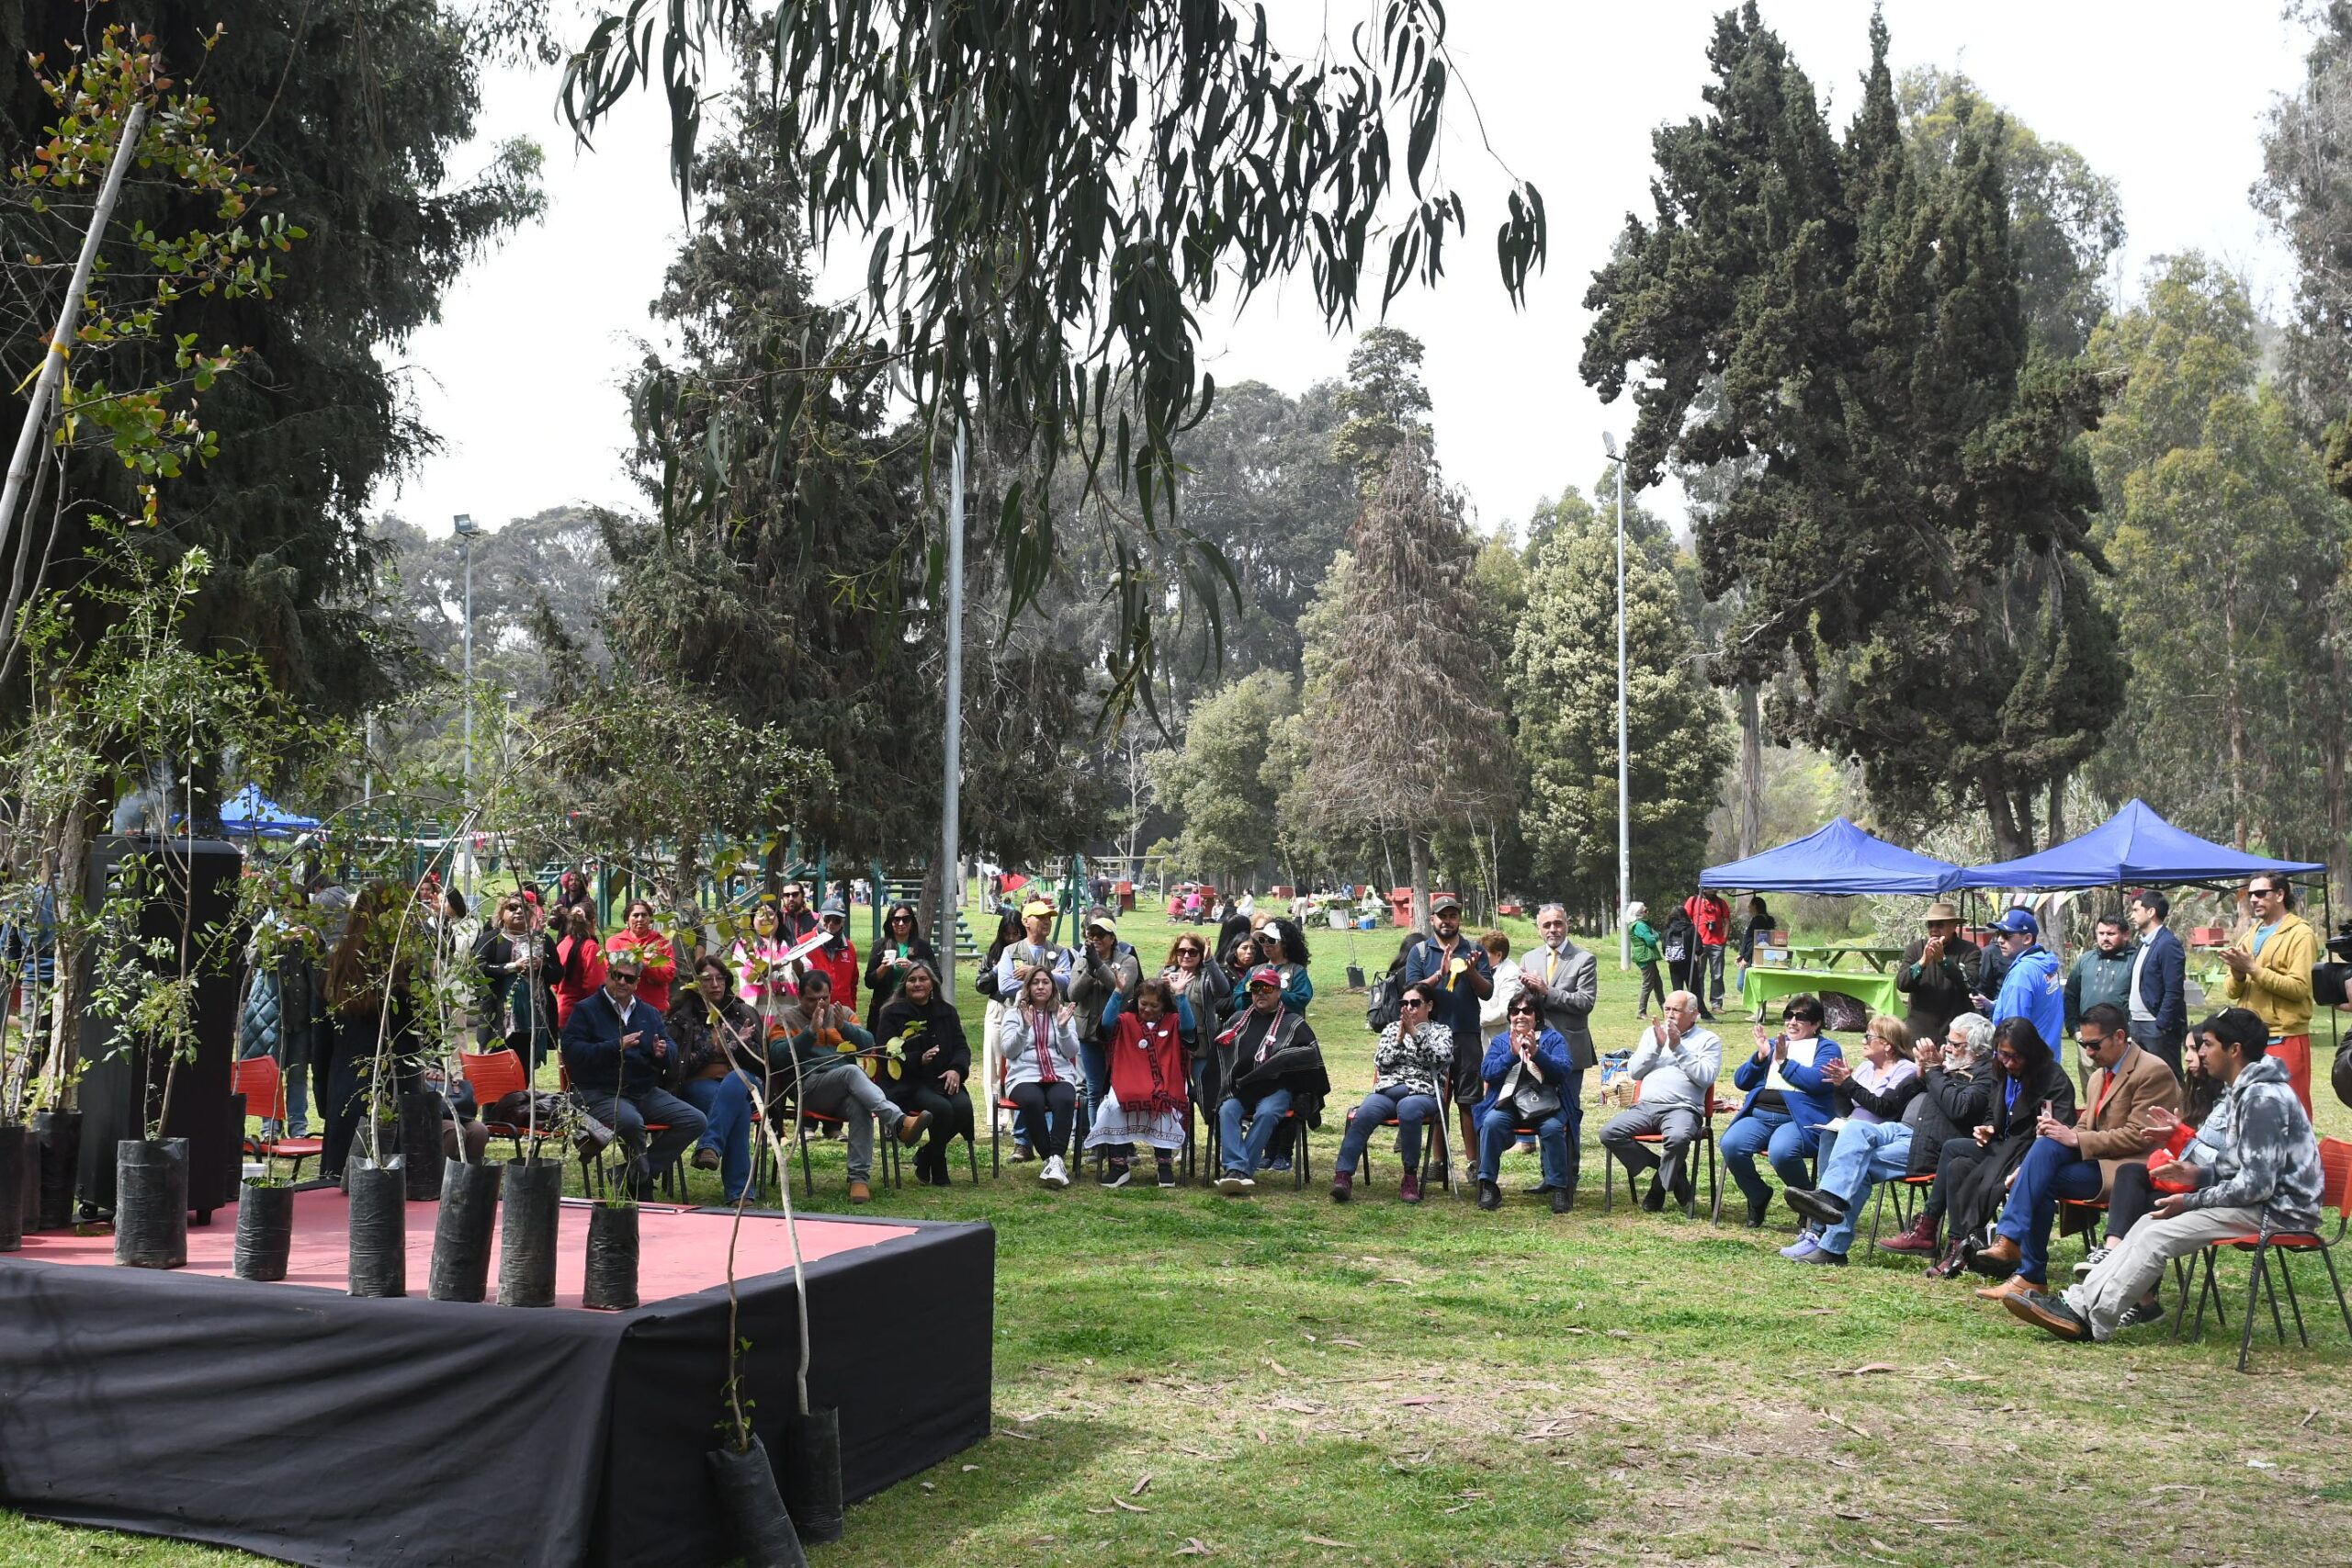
[1509,1007,1539,1018]
[609,973,639,985]
[1400,997,1430,1009]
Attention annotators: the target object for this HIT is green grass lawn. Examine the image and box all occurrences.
[6,900,2350,1567]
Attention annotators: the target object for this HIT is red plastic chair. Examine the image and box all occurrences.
[1602,1094,1724,1218]
[231,1056,322,1179]
[458,1049,549,1160]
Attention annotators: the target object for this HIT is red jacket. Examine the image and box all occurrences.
[808,938,858,1015]
[1684,894,1731,948]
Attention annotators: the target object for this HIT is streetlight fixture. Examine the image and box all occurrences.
[453,513,479,901]
[1601,434,1629,971]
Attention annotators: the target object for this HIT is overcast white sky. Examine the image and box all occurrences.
[381,2,2314,543]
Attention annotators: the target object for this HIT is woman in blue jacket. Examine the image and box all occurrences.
[1721,993,1845,1228]
[1472,994,1577,1215]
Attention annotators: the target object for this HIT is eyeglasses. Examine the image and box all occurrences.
[889,913,914,923]
[1995,1049,2020,1065]
[1508,1007,1539,1018]
[1399,997,1430,1009]
[2250,886,2283,898]
[608,972,639,985]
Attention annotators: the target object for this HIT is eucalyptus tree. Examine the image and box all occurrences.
[558,1,1545,714]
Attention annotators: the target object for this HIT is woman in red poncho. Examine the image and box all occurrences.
[1083,976,1192,1189]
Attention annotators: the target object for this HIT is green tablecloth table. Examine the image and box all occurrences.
[1737,965,1899,1022]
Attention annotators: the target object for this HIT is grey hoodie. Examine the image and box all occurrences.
[2179,1054,2324,1234]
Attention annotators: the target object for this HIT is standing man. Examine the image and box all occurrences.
[1598,991,1722,1212]
[1894,901,1979,1049]
[773,881,820,944]
[1978,908,2064,1068]
[1683,888,1733,1018]
[1069,910,1141,1117]
[994,897,1075,998]
[559,951,709,1199]
[2064,913,2135,1040]
[1522,903,1598,1194]
[1400,893,1495,1181]
[2124,889,2187,1078]
[2220,875,2319,1117]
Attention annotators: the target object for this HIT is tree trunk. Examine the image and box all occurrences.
[2045,772,2067,851]
[1981,771,2030,863]
[2223,600,2247,851]
[1407,832,1430,935]
[1736,682,1764,860]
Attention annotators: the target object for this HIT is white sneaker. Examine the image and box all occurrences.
[2071,1243,2110,1282]
[1039,1156,1069,1190]
[1216,1172,1255,1195]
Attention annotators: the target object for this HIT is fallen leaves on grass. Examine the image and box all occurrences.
[1174,1537,1212,1555]
[1396,1395,1437,1406]
[1131,1474,1153,1496]
[1329,1337,1364,1348]
[994,1428,1038,1440]
[1114,1498,1151,1513]
[1303,1534,1355,1548]
[1835,1363,1899,1377]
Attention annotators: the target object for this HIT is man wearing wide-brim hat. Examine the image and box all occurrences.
[1894,900,1980,1045]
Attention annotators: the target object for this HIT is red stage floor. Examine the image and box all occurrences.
[9,1192,912,1308]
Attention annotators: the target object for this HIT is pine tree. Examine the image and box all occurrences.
[1581,7,2119,858]
[1507,488,1729,928]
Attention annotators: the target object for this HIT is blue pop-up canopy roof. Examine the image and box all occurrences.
[1956,798,2324,889]
[219,784,320,838]
[1700,817,1963,897]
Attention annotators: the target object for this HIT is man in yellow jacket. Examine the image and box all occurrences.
[2220,875,2318,1116]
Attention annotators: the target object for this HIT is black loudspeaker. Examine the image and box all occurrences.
[75,835,244,1224]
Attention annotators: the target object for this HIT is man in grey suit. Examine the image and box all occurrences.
[1520,903,1598,1200]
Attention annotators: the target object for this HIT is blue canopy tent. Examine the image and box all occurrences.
[1700,817,1964,897]
[1955,798,2324,889]
[218,785,321,839]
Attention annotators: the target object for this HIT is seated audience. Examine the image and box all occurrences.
[1598,990,1722,1213]
[667,955,764,1201]
[1924,1017,2076,1280]
[1969,1001,2183,1303]
[558,950,709,1199]
[874,961,974,1186]
[1876,1012,1995,1255]
[2007,1007,2324,1342]
[1720,995,1844,1228]
[1331,981,1456,1205]
[1777,1015,1918,1261]
[780,967,928,1203]
[1213,966,1328,1196]
[1086,976,1193,1189]
[1000,966,1084,1189]
[1473,994,1577,1214]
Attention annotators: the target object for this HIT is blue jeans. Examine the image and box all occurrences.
[1811,1121,1914,1257]
[1219,1087,1295,1176]
[676,1072,753,1201]
[1995,1135,2105,1282]
[1335,1089,1440,1176]
[1477,1106,1569,1188]
[1720,1109,1819,1209]
[1080,1038,1110,1117]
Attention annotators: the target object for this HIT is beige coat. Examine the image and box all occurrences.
[2074,1042,2184,1200]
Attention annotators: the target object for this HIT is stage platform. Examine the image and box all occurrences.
[0,1191,994,1568]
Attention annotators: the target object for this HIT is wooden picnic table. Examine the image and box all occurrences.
[1784,942,1905,973]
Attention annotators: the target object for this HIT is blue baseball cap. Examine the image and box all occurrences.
[1992,908,2040,935]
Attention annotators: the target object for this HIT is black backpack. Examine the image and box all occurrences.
[1365,964,1407,1032]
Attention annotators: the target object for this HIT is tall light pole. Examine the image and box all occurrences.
[453,513,479,901]
[1602,434,1629,971]
[939,425,966,999]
